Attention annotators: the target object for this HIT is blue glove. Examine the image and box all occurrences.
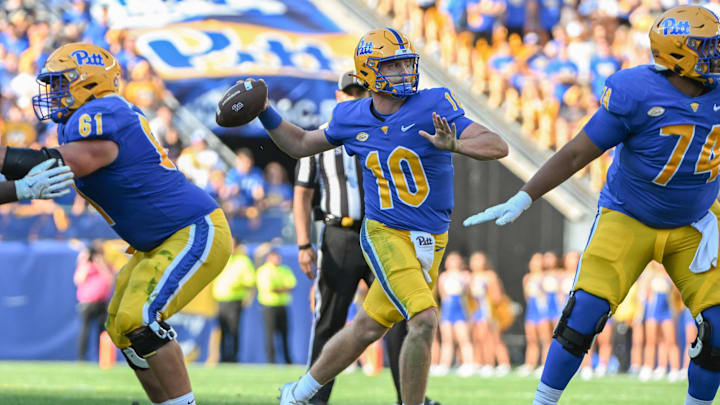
[15,159,74,201]
[463,191,532,226]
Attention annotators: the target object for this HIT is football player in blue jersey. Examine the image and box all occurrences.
[464,5,720,405]
[0,43,232,405]
[256,28,508,405]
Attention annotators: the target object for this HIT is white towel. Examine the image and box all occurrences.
[410,231,435,283]
[690,210,719,274]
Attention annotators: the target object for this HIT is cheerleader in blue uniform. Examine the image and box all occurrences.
[518,253,551,376]
[437,252,475,376]
[640,261,680,381]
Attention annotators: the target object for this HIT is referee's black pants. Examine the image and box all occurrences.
[309,224,407,404]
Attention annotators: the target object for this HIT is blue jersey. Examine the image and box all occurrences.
[585,65,720,228]
[324,88,473,234]
[58,95,218,251]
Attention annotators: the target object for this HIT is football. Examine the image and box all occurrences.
[215,79,268,127]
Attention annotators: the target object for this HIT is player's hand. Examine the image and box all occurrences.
[418,112,457,152]
[15,159,75,201]
[463,191,532,227]
[298,246,318,280]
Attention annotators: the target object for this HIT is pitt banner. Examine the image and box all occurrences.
[126,0,357,137]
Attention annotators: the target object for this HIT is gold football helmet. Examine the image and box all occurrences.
[649,5,720,87]
[353,28,419,97]
[33,43,121,123]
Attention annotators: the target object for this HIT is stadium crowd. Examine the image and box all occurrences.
[368,0,720,191]
[0,0,294,240]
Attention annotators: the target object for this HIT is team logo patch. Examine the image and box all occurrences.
[647,106,665,117]
[71,49,105,66]
[691,102,700,112]
[381,126,388,134]
[356,40,374,56]
[356,132,369,141]
[661,18,691,36]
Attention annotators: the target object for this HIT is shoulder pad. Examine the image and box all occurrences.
[600,68,644,116]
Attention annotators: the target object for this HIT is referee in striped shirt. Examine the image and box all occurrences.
[293,72,440,405]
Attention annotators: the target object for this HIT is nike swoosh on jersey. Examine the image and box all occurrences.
[714,104,720,111]
[401,123,416,132]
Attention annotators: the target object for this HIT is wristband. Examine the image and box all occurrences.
[259,106,283,130]
[298,243,313,250]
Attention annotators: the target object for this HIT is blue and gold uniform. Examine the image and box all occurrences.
[324,88,472,327]
[58,94,231,349]
[575,64,720,317]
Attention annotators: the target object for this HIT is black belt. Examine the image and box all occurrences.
[323,214,361,232]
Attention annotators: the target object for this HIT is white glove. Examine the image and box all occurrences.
[463,191,532,227]
[15,159,75,201]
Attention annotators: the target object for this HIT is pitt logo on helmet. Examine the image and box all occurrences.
[71,50,105,66]
[661,18,691,35]
[357,40,374,56]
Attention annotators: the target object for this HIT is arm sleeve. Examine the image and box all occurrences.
[437,88,474,139]
[294,155,317,188]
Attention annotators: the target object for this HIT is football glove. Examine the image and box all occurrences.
[463,191,532,227]
[15,159,74,201]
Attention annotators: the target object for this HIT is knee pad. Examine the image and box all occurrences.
[126,320,177,359]
[121,347,150,371]
[690,312,720,371]
[553,291,610,358]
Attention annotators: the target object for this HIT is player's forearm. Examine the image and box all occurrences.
[455,124,508,161]
[293,186,314,246]
[521,131,604,201]
[0,181,18,204]
[266,120,311,159]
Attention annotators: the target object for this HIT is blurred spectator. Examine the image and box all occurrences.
[212,240,256,363]
[123,60,166,110]
[177,131,220,189]
[226,148,265,208]
[256,247,296,364]
[261,161,292,212]
[73,240,113,361]
[161,126,184,162]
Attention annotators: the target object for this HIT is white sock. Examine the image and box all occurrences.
[533,382,563,405]
[294,373,322,400]
[165,392,195,405]
[685,393,714,405]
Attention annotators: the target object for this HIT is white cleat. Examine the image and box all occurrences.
[494,364,511,377]
[478,365,495,377]
[457,364,476,377]
[638,366,652,382]
[595,364,607,377]
[534,366,544,378]
[580,366,593,381]
[430,364,449,377]
[652,367,666,380]
[278,382,309,405]
[667,370,681,382]
[516,364,533,377]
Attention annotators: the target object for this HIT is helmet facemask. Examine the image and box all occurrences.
[686,35,720,86]
[32,68,79,123]
[369,54,419,97]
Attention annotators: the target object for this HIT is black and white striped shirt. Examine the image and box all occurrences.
[294,145,364,221]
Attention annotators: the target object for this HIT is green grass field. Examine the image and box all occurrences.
[0,362,689,405]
